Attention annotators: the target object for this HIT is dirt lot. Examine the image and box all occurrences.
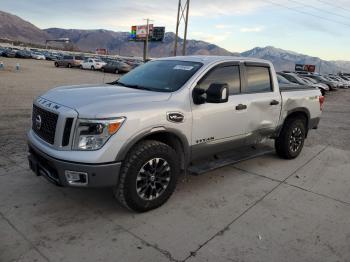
[1,58,350,262]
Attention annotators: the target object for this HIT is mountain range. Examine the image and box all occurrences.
[0,10,349,73]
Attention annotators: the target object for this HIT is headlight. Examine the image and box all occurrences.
[73,117,125,150]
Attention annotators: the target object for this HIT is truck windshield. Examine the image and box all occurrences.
[116,60,203,92]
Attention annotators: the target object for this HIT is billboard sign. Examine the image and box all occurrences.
[130,25,164,42]
[295,64,316,72]
[96,48,108,55]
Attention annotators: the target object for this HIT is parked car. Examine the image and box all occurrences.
[2,48,16,58]
[31,52,46,60]
[44,52,60,61]
[277,74,300,89]
[301,77,330,94]
[28,56,323,212]
[80,58,106,70]
[299,76,329,95]
[15,50,32,59]
[306,75,338,90]
[101,61,132,74]
[54,55,84,68]
[327,75,349,88]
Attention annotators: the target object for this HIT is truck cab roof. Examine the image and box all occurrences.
[156,55,273,67]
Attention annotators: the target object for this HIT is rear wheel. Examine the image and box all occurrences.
[114,140,179,212]
[79,65,83,69]
[67,63,72,68]
[91,66,95,70]
[275,117,306,159]
[54,62,59,67]
[115,69,119,74]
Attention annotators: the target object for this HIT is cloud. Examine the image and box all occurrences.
[215,24,234,29]
[191,31,232,43]
[240,26,265,33]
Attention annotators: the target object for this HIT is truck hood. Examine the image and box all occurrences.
[41,84,171,118]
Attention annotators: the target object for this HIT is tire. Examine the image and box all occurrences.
[79,65,83,69]
[91,66,95,70]
[54,62,59,67]
[275,117,306,159]
[67,63,72,68]
[320,88,325,96]
[114,140,179,212]
[115,69,119,74]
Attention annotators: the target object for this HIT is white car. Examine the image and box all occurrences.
[31,52,46,60]
[80,58,106,70]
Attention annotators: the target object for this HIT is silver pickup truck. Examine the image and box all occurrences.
[28,56,324,212]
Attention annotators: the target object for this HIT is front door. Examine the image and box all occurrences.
[191,63,251,160]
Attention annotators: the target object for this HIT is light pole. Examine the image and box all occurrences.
[143,18,153,62]
[174,0,190,56]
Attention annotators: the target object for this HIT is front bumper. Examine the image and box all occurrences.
[28,143,121,188]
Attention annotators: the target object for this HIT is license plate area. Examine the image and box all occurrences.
[28,147,61,186]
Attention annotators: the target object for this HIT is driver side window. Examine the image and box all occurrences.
[198,65,241,95]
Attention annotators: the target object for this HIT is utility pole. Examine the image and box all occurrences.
[143,18,153,62]
[174,0,190,56]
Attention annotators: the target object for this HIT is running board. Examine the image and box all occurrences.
[188,144,274,176]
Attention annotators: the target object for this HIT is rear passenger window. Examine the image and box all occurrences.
[246,66,272,93]
[198,65,241,95]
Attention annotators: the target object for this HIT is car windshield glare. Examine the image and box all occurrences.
[116,60,203,92]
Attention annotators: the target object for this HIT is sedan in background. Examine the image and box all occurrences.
[300,76,329,95]
[2,48,16,58]
[101,61,132,74]
[80,58,106,70]
[303,75,338,90]
[31,52,46,60]
[15,50,32,58]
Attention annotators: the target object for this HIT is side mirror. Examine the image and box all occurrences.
[206,83,229,103]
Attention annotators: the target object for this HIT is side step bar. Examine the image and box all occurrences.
[188,144,274,175]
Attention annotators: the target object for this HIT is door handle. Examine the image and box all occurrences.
[270,100,280,106]
[235,104,247,110]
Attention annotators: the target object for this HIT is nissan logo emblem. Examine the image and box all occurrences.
[35,115,42,130]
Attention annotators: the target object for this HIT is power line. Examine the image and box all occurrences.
[263,0,350,28]
[315,0,350,13]
[287,0,350,20]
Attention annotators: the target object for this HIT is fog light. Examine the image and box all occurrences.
[65,170,88,186]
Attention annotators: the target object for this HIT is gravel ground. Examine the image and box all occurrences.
[1,58,350,262]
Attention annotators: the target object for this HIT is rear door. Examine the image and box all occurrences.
[240,62,281,141]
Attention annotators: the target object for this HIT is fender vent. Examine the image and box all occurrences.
[62,118,73,146]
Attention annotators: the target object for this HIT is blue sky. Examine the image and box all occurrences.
[1,0,349,60]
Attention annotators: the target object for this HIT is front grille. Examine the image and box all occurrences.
[32,104,58,144]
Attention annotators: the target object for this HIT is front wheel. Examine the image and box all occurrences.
[275,117,306,159]
[114,140,179,212]
[54,62,59,67]
[91,66,95,70]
